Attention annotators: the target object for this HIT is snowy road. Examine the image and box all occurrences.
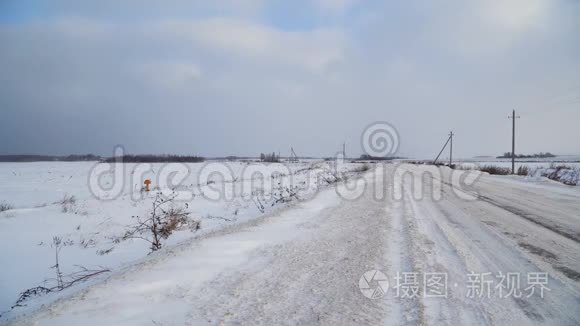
[12,164,580,325]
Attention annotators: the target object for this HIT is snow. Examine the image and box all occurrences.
[387,164,580,324]
[13,189,341,326]
[456,161,580,170]
[0,160,363,320]
[3,162,580,325]
[529,165,580,185]
[455,159,580,186]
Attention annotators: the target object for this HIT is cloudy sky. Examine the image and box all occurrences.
[0,0,579,158]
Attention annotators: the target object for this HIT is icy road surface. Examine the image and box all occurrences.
[12,164,580,325]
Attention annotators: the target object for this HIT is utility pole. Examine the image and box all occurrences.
[433,132,453,165]
[290,147,298,162]
[509,110,520,174]
[343,142,346,159]
[449,131,454,166]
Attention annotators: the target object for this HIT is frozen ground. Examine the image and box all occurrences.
[2,163,580,325]
[0,160,363,321]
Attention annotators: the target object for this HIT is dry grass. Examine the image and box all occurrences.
[545,164,577,185]
[121,193,200,252]
[58,194,76,213]
[550,163,572,170]
[479,165,511,175]
[352,163,371,173]
[517,165,530,176]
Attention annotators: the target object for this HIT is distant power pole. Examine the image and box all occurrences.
[290,147,298,162]
[449,131,454,166]
[509,109,520,174]
[343,142,346,159]
[433,131,453,165]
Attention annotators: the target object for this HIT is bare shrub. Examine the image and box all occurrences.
[517,165,530,176]
[10,236,109,310]
[549,163,572,170]
[12,266,109,309]
[0,202,13,212]
[271,186,299,206]
[351,164,371,173]
[159,206,191,238]
[58,194,76,213]
[96,247,114,256]
[250,184,300,214]
[251,192,266,213]
[120,192,200,252]
[479,165,511,175]
[79,238,97,249]
[545,164,577,185]
[52,236,66,288]
[319,170,343,185]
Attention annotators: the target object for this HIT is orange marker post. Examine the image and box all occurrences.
[144,179,151,192]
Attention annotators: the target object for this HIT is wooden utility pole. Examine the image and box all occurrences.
[509,110,520,174]
[343,142,346,159]
[449,131,454,166]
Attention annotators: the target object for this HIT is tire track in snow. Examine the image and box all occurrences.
[397,172,490,325]
[432,179,580,324]
[438,176,580,284]
[476,194,580,244]
[386,187,424,325]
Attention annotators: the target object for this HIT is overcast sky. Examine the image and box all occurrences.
[0,0,579,159]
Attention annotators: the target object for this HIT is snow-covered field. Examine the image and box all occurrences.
[456,161,580,170]
[2,162,580,325]
[455,155,580,169]
[454,157,580,186]
[0,160,366,320]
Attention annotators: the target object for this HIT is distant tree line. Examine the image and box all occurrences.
[0,154,205,163]
[0,154,100,162]
[62,154,101,161]
[260,152,280,163]
[497,152,556,159]
[104,154,205,163]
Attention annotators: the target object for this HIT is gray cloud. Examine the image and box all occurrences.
[1,0,579,158]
